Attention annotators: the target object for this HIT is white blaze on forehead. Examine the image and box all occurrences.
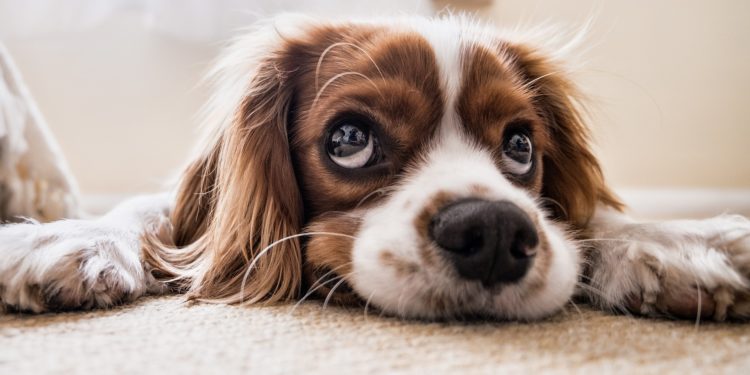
[411,20,464,138]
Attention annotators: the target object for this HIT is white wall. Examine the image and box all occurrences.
[4,12,215,193]
[477,0,750,189]
[3,1,749,195]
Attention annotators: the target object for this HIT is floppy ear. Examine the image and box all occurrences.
[509,44,623,228]
[143,22,306,304]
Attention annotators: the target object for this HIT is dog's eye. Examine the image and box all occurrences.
[502,132,533,175]
[326,123,378,168]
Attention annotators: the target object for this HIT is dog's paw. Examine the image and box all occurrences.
[0,220,153,313]
[586,215,750,321]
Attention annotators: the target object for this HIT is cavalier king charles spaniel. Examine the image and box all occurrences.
[2,14,750,321]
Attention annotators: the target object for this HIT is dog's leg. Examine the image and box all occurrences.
[0,193,172,313]
[581,206,750,320]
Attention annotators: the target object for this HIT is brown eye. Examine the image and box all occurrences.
[502,132,533,175]
[326,123,379,168]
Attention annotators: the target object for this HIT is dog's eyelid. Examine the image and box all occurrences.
[504,117,536,135]
[325,110,379,130]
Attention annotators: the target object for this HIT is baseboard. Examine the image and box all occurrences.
[80,188,750,219]
[617,188,750,220]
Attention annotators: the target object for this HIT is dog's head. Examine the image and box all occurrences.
[145,15,621,320]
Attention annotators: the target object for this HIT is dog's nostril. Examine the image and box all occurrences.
[429,219,485,256]
[510,226,538,259]
[428,199,539,286]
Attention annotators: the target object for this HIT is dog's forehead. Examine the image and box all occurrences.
[406,22,539,148]
[295,21,533,137]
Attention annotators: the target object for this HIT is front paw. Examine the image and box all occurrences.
[0,222,149,313]
[622,253,748,321]
[587,215,750,321]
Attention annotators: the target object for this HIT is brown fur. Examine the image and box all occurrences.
[142,50,305,304]
[0,182,11,221]
[458,44,549,192]
[303,212,364,305]
[141,25,445,305]
[291,32,444,216]
[379,251,420,277]
[505,44,623,227]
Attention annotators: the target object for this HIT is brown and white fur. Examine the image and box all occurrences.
[2,14,749,321]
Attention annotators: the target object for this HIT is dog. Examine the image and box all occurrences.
[1,14,749,321]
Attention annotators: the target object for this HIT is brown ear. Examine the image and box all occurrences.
[143,35,304,304]
[509,45,623,227]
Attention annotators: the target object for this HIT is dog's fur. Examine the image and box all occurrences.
[2,15,750,321]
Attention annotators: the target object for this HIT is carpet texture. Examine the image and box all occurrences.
[2,296,749,374]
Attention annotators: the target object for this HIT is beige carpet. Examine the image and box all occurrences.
[1,296,749,374]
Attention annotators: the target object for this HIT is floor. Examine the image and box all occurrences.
[2,296,749,374]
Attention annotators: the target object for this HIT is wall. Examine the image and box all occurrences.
[475,0,750,188]
[3,1,749,195]
[4,12,213,193]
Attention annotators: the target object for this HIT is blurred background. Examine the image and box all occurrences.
[1,0,748,215]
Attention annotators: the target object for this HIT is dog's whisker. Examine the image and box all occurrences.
[240,232,356,304]
[576,238,654,245]
[322,277,349,310]
[355,186,397,209]
[537,197,568,218]
[363,290,378,322]
[575,68,666,130]
[289,263,352,314]
[574,280,604,298]
[574,281,634,318]
[315,41,385,93]
[566,299,585,320]
[395,283,411,319]
[307,262,354,293]
[312,71,382,109]
[298,274,342,311]
[685,264,704,329]
[522,70,562,92]
[315,42,342,92]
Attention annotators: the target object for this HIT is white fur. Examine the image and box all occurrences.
[0,194,171,312]
[584,207,750,320]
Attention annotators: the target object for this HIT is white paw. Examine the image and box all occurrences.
[0,220,156,313]
[587,215,750,321]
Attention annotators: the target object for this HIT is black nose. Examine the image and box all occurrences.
[429,199,539,286]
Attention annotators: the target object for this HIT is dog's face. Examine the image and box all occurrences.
[153,15,620,320]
